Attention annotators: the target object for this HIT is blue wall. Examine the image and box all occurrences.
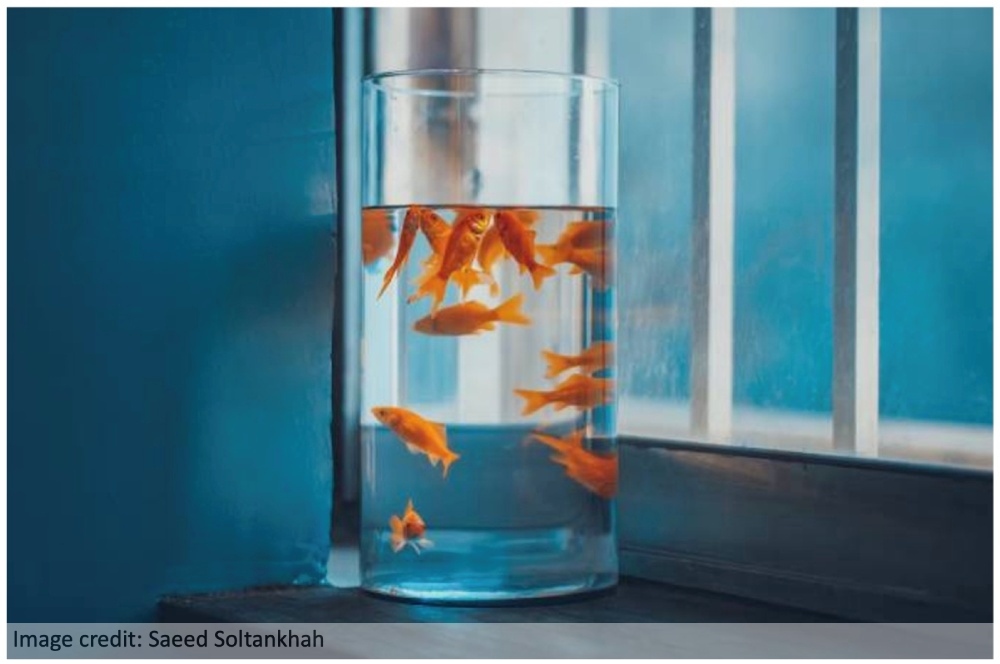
[9,9,335,621]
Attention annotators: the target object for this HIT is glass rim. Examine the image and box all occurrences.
[363,67,620,95]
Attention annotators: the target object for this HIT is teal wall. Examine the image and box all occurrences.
[8,9,334,621]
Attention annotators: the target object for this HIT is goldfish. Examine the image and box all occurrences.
[514,374,614,416]
[529,429,618,499]
[377,206,421,298]
[362,208,396,267]
[537,220,613,289]
[412,208,454,287]
[413,293,531,336]
[371,406,460,477]
[476,225,505,295]
[477,209,540,296]
[389,498,434,554]
[536,220,609,264]
[494,209,556,290]
[545,245,613,290]
[408,208,492,312]
[418,207,452,260]
[541,341,614,379]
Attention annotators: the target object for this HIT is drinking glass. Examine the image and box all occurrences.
[360,68,618,602]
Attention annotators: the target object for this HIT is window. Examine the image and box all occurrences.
[339,8,991,492]
[609,8,991,469]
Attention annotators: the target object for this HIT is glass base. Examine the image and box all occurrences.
[362,574,618,606]
[360,525,618,606]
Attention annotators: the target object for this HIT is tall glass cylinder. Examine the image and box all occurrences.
[360,69,619,602]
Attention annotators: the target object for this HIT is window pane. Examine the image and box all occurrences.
[611,8,695,437]
[732,9,835,449]
[879,9,992,467]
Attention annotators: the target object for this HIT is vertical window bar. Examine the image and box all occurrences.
[333,7,365,528]
[572,8,609,77]
[572,8,587,75]
[833,8,880,456]
[691,8,735,441]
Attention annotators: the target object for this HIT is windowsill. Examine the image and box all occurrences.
[620,397,993,469]
[615,435,992,622]
[160,553,840,626]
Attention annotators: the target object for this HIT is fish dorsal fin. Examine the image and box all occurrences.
[405,442,421,454]
[429,421,447,438]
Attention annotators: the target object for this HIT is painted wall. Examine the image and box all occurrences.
[8,9,335,621]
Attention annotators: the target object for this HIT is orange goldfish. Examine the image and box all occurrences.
[546,245,613,290]
[413,293,531,336]
[476,225,505,296]
[377,206,421,298]
[418,207,452,260]
[408,208,492,312]
[541,341,615,379]
[412,208,454,287]
[477,209,539,296]
[389,498,434,554]
[371,406,460,477]
[536,220,609,263]
[514,374,614,416]
[494,209,556,290]
[362,208,395,267]
[530,429,618,499]
[537,220,613,289]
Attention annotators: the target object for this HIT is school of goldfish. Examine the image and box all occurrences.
[366,205,616,554]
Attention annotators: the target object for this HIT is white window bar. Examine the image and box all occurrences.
[833,8,880,456]
[691,8,735,441]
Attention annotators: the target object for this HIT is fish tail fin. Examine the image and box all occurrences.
[514,388,550,416]
[408,273,448,309]
[389,515,405,553]
[493,293,531,326]
[528,263,557,290]
[453,268,484,299]
[488,276,501,298]
[529,431,570,454]
[377,266,399,299]
[441,452,460,478]
[541,349,573,379]
[536,244,564,267]
[412,258,439,286]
